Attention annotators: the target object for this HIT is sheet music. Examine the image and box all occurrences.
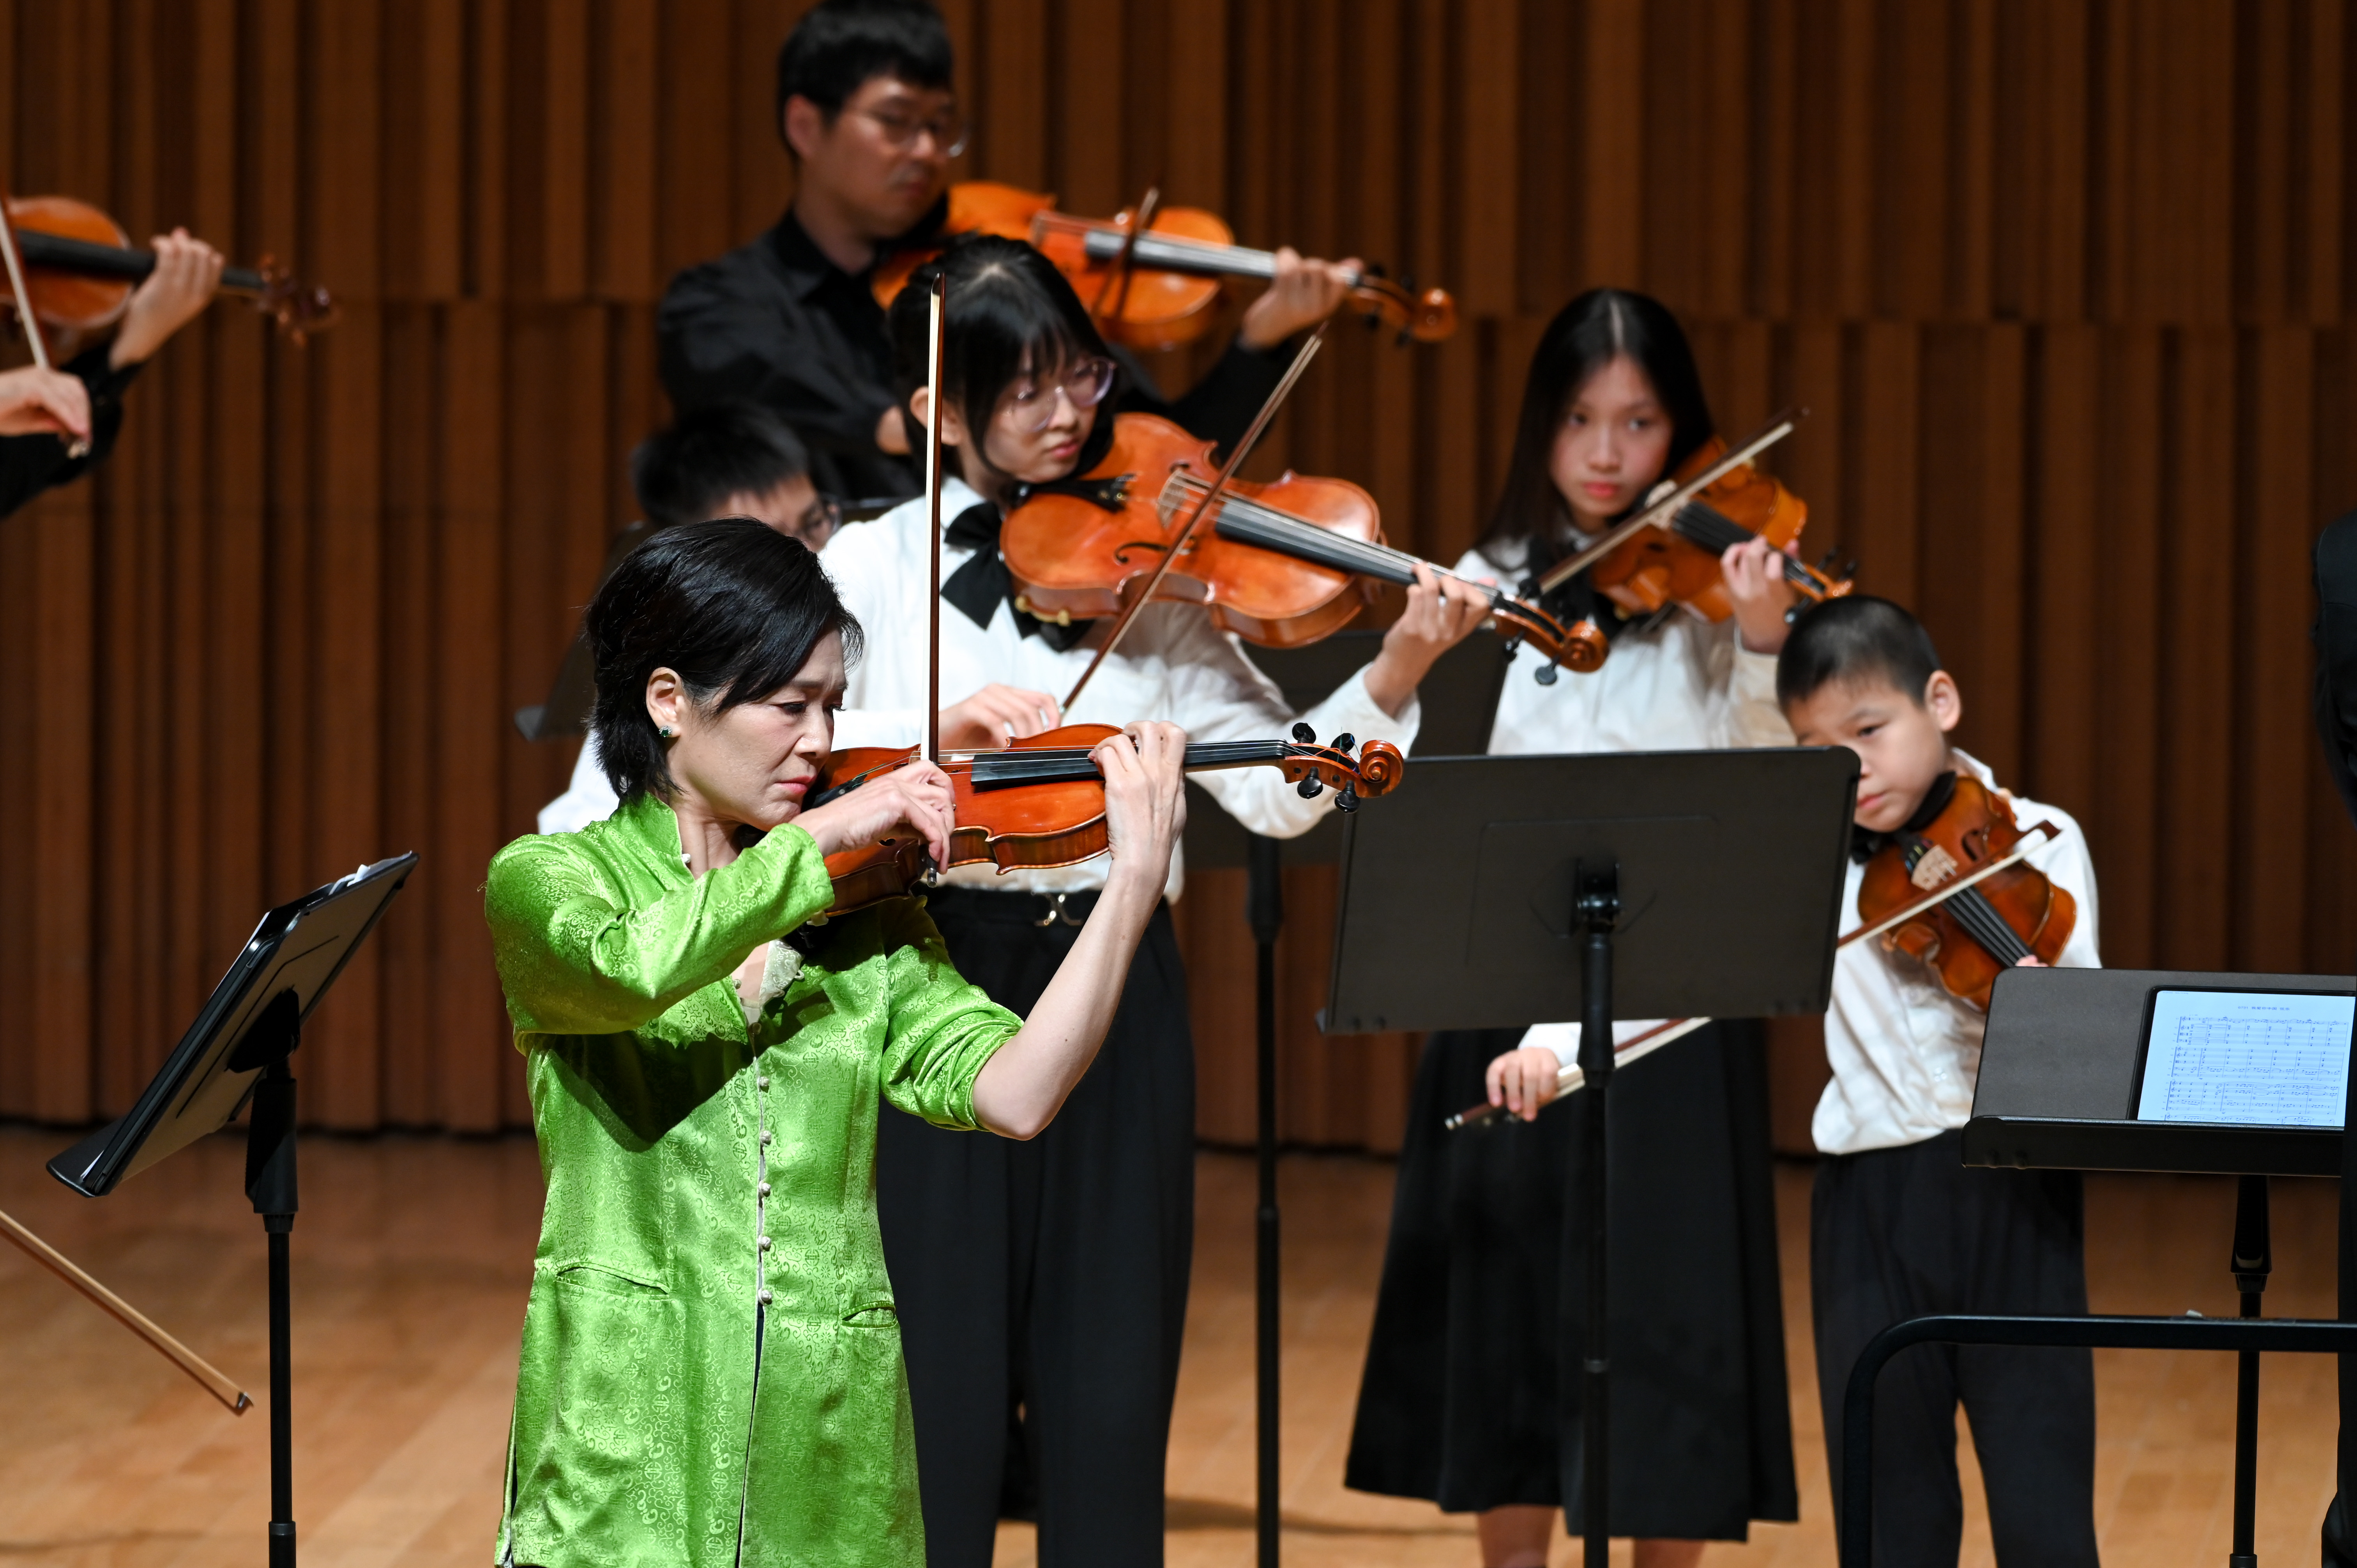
[2134,989,2352,1128]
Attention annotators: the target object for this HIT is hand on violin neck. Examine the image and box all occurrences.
[0,366,91,440]
[1238,248,1362,350]
[1720,535,1800,655]
[793,759,955,870]
[940,684,1062,749]
[1362,562,1494,718]
[1095,720,1188,899]
[110,229,224,369]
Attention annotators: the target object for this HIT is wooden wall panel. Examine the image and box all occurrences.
[2,0,2355,1148]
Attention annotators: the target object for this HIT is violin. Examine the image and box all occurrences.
[1534,411,1851,629]
[998,411,1607,673]
[3,194,336,343]
[812,722,1403,917]
[1853,772,2076,1010]
[872,181,1456,350]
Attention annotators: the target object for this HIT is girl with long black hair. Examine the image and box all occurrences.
[817,233,1489,1567]
[1345,288,1803,1568]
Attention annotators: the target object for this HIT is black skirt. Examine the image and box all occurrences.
[1345,1022,1799,1539]
[876,886,1195,1568]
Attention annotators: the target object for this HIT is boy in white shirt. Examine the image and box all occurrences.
[1777,596,2101,1568]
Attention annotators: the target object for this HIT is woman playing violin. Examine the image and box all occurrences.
[484,518,1187,1568]
[656,0,1363,502]
[0,227,221,520]
[813,235,1485,1568]
[1346,288,1802,1568]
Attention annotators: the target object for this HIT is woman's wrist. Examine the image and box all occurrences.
[1361,650,1419,719]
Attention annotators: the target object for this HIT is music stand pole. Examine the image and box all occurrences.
[1250,831,1283,1567]
[244,1017,302,1568]
[1575,866,1618,1568]
[2232,1174,2271,1568]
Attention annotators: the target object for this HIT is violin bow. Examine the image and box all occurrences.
[1534,407,1805,597]
[0,1203,250,1412]
[1060,325,1328,711]
[1447,1016,1711,1130]
[0,186,90,459]
[1089,184,1161,327]
[924,272,947,766]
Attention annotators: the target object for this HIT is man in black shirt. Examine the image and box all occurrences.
[657,0,1361,502]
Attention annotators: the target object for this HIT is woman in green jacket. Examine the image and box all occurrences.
[484,518,1187,1568]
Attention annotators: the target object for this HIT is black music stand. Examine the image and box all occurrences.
[48,855,418,1568]
[1182,627,1507,1566]
[1833,966,2357,1568]
[1323,748,1859,1568]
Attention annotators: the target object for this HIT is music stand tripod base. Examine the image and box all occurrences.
[46,854,418,1568]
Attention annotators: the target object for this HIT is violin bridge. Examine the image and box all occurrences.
[1908,844,1961,890]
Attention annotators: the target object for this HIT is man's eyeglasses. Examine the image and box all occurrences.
[1002,358,1117,434]
[854,105,971,159]
[793,494,843,548]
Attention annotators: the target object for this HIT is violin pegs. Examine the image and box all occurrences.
[1297,776,1324,800]
[1333,733,1357,754]
[1337,784,1361,814]
[1534,661,1560,686]
[1291,721,1316,744]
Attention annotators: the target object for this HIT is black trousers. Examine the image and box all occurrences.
[876,888,1194,1568]
[1812,1130,2098,1568]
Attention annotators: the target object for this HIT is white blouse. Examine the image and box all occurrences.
[818,478,1420,899]
[1456,537,1795,1066]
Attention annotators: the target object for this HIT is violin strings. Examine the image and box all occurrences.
[1672,500,1820,590]
[1939,886,2034,966]
[1168,476,1431,584]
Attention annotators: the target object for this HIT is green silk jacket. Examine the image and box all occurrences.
[484,791,1019,1568]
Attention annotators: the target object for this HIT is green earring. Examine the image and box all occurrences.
[659,726,675,739]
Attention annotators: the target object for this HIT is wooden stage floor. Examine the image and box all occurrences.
[0,1125,2341,1566]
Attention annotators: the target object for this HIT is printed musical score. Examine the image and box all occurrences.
[2133,989,2353,1128]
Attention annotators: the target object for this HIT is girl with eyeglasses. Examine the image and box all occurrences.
[813,233,1489,1568]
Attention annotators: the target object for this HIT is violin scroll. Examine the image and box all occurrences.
[1273,726,1404,803]
[251,257,339,343]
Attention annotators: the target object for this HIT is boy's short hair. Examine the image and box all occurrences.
[630,404,812,530]
[775,0,952,129]
[1775,595,1945,708]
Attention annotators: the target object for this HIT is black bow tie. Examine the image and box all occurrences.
[940,501,1090,650]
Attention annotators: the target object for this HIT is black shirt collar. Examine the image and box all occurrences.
[765,194,954,302]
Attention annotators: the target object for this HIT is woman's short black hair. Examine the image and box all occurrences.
[1775,595,1944,710]
[1479,288,1716,577]
[630,403,812,528]
[887,234,1118,473]
[586,518,862,803]
[775,0,952,128]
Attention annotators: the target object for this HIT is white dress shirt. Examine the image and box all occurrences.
[539,731,618,836]
[819,478,1420,899]
[1456,539,1795,1065]
[1812,750,2102,1156]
